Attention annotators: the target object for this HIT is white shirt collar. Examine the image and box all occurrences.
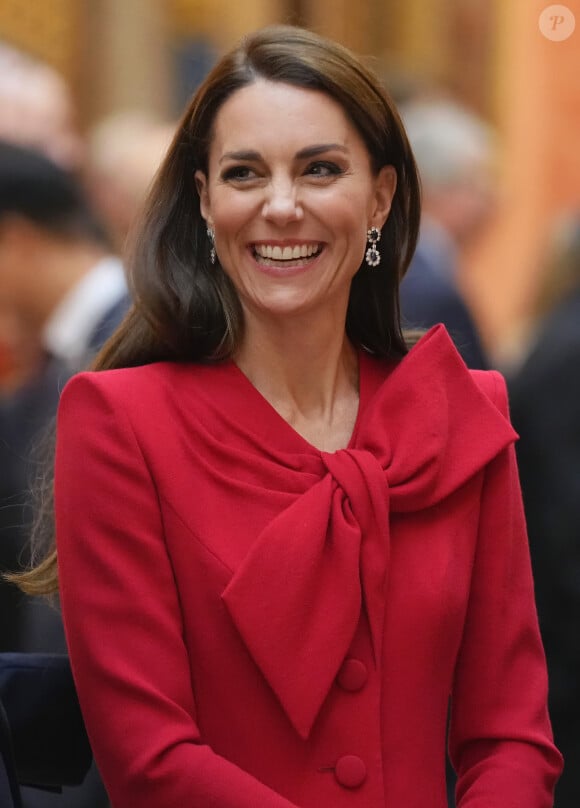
[42,255,127,363]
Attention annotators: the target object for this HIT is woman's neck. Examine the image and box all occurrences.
[234,316,360,452]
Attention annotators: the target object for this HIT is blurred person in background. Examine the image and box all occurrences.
[0,141,125,808]
[0,38,90,411]
[0,140,128,647]
[85,110,174,253]
[0,41,84,172]
[0,142,128,384]
[0,312,43,397]
[507,213,580,808]
[399,98,495,369]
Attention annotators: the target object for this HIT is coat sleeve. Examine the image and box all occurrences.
[55,372,300,808]
[449,371,563,807]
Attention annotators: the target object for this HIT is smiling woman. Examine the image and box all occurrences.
[194,79,397,339]
[11,23,562,808]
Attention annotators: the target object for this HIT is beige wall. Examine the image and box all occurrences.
[205,0,286,49]
[0,0,80,75]
[464,0,580,360]
[78,0,173,120]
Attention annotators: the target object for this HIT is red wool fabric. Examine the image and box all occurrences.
[55,326,562,807]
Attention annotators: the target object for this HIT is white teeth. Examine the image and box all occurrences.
[255,243,320,260]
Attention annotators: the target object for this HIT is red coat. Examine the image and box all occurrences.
[55,326,562,807]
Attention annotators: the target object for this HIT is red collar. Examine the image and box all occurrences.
[222,326,515,739]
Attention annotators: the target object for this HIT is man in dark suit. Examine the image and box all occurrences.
[0,142,129,807]
[0,141,129,649]
[0,697,21,807]
[401,228,488,369]
[507,218,580,808]
[400,98,494,369]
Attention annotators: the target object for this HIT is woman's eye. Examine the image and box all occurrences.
[306,161,344,177]
[221,166,256,182]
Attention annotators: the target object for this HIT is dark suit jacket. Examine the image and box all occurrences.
[0,360,66,652]
[508,287,580,808]
[0,654,91,791]
[401,240,488,370]
[86,294,130,355]
[0,295,129,806]
[0,294,130,653]
[0,696,21,807]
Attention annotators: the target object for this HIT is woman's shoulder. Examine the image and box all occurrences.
[469,368,509,417]
[402,324,510,418]
[62,361,179,398]
[59,360,227,413]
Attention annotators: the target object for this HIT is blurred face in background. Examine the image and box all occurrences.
[401,98,498,247]
[428,163,497,246]
[0,213,46,388]
[0,308,42,390]
[0,57,84,171]
[85,111,174,250]
[0,215,35,318]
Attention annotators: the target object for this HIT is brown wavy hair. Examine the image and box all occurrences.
[12,24,421,596]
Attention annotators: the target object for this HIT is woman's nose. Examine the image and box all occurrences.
[261,180,303,224]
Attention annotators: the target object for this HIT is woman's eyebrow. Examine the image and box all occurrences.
[218,143,349,165]
[219,149,261,164]
[295,143,349,159]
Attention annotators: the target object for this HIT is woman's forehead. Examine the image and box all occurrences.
[208,80,364,160]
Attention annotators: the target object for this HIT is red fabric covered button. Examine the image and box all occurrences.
[336,658,368,692]
[334,755,367,789]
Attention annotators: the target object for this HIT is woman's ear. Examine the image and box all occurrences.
[194,170,210,222]
[372,165,397,228]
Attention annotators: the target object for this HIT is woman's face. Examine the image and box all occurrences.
[195,79,396,326]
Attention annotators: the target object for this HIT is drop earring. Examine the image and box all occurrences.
[207,227,216,265]
[365,226,381,267]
